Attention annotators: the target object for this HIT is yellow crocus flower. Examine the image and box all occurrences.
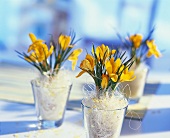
[80,54,95,71]
[101,74,109,89]
[146,40,161,58]
[95,44,110,61]
[26,33,54,62]
[120,68,136,82]
[76,54,95,78]
[85,54,95,69]
[105,58,122,82]
[130,34,143,48]
[59,34,72,51]
[68,49,83,70]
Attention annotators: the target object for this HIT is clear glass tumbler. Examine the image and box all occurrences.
[81,99,128,138]
[31,79,72,129]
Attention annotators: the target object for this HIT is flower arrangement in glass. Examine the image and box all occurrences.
[16,32,82,128]
[120,29,161,99]
[77,44,135,138]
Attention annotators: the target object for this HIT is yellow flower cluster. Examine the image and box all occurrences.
[18,32,82,75]
[126,32,161,66]
[77,44,135,90]
[129,34,161,59]
[26,33,54,62]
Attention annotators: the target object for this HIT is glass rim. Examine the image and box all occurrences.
[81,98,128,111]
[31,79,73,89]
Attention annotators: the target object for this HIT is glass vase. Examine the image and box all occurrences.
[81,93,128,138]
[31,78,72,129]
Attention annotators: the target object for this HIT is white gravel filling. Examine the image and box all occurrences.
[33,70,72,121]
[83,90,128,138]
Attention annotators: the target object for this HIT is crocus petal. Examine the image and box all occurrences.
[76,70,86,78]
[81,59,93,71]
[68,49,83,70]
[41,44,49,55]
[29,33,37,43]
[96,46,101,60]
[155,51,161,58]
[59,35,66,50]
[110,74,118,82]
[47,45,54,57]
[146,40,161,58]
[119,65,125,73]
[27,44,35,53]
[111,50,116,55]
[105,60,112,75]
[64,36,71,50]
[101,75,108,89]
[68,49,83,61]
[120,70,136,82]
[59,34,64,43]
[59,35,71,50]
[101,44,105,51]
[146,50,152,57]
[95,44,110,61]
[146,40,154,48]
[113,58,121,73]
[86,54,95,69]
[120,73,136,82]
[71,60,77,70]
[110,57,114,65]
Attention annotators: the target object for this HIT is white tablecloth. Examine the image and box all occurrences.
[1,84,170,138]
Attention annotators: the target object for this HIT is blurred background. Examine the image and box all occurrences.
[0,0,170,74]
[1,1,170,137]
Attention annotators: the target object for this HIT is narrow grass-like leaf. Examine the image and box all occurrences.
[120,51,126,60]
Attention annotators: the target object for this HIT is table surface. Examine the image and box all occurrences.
[0,65,170,138]
[1,83,170,138]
